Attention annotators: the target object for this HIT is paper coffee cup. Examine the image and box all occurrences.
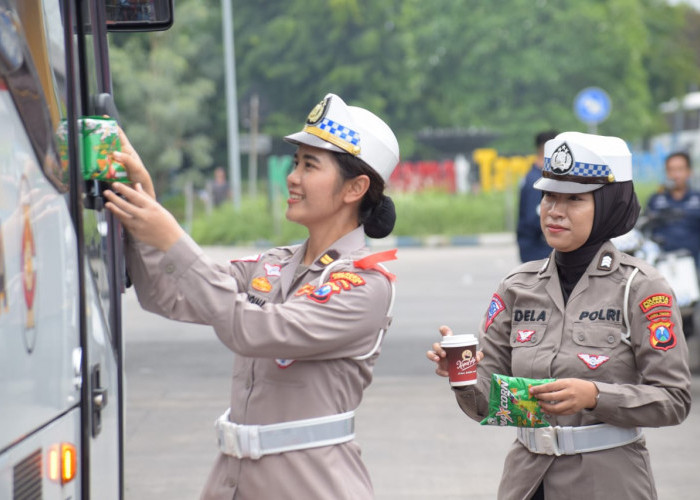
[441,334,479,386]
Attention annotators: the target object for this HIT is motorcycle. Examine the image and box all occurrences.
[612,211,700,343]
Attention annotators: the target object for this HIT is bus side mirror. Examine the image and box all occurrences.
[104,0,173,32]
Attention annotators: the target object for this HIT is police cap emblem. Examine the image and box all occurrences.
[550,143,573,174]
[306,96,330,125]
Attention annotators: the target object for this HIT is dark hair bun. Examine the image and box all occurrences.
[364,195,396,239]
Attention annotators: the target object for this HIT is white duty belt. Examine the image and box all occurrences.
[517,423,643,456]
[215,409,355,460]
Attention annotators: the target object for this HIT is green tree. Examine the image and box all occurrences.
[402,0,657,152]
[109,0,220,194]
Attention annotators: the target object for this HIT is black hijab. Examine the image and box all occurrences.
[555,181,641,303]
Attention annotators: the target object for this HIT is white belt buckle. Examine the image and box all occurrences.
[217,421,243,459]
[535,426,561,456]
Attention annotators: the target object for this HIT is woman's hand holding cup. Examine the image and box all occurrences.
[427,325,484,381]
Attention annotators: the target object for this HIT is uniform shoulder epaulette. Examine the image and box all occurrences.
[617,252,657,278]
[353,249,397,282]
[504,258,548,280]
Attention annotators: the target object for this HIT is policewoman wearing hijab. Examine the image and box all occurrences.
[104,93,400,499]
[427,132,691,499]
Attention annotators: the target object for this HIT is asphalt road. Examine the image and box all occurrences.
[123,243,700,499]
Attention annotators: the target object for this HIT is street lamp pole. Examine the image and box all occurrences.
[222,0,241,209]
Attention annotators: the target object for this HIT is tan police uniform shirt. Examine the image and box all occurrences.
[125,226,394,499]
[453,242,691,500]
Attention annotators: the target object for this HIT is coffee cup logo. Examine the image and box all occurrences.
[456,348,476,371]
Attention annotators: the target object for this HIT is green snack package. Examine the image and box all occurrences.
[480,374,554,428]
[81,117,127,182]
[55,117,128,183]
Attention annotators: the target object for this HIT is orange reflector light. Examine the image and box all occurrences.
[47,443,77,484]
[61,443,77,483]
[47,445,60,482]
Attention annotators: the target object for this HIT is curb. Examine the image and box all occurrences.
[367,232,514,249]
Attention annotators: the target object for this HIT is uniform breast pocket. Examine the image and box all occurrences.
[510,324,548,348]
[571,323,635,372]
[572,323,622,350]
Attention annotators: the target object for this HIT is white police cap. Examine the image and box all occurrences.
[284,93,399,182]
[533,131,632,194]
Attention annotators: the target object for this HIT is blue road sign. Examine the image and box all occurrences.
[574,87,611,124]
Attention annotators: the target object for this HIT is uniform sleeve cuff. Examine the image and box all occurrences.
[159,233,203,279]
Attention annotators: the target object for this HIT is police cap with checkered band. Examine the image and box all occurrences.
[284,93,399,182]
[533,131,633,194]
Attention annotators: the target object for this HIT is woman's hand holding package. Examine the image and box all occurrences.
[104,182,184,252]
[529,378,599,415]
[112,126,156,200]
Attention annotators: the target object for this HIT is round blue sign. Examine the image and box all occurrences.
[574,87,611,124]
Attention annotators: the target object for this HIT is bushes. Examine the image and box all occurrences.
[184,183,660,246]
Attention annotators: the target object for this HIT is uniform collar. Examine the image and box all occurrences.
[307,225,367,271]
[538,241,619,277]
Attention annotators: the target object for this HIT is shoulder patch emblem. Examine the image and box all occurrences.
[577,354,610,370]
[296,272,366,303]
[251,276,272,293]
[295,283,316,296]
[484,293,505,331]
[648,320,676,351]
[329,271,365,287]
[516,330,536,343]
[639,294,672,313]
[264,263,282,277]
[646,309,672,321]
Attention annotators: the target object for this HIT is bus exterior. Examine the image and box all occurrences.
[0,1,171,499]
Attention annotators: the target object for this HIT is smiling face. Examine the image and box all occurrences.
[285,144,348,230]
[539,191,595,252]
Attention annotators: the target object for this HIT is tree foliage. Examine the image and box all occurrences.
[108,0,700,189]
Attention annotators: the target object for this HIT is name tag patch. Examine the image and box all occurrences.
[513,310,546,322]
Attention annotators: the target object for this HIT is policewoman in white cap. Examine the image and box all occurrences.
[104,93,400,499]
[428,132,691,499]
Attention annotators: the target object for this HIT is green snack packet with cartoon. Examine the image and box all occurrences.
[480,374,554,428]
[55,117,127,183]
[81,116,127,182]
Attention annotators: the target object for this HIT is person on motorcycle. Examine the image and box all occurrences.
[645,152,700,266]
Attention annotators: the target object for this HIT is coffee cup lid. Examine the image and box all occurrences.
[440,334,478,347]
